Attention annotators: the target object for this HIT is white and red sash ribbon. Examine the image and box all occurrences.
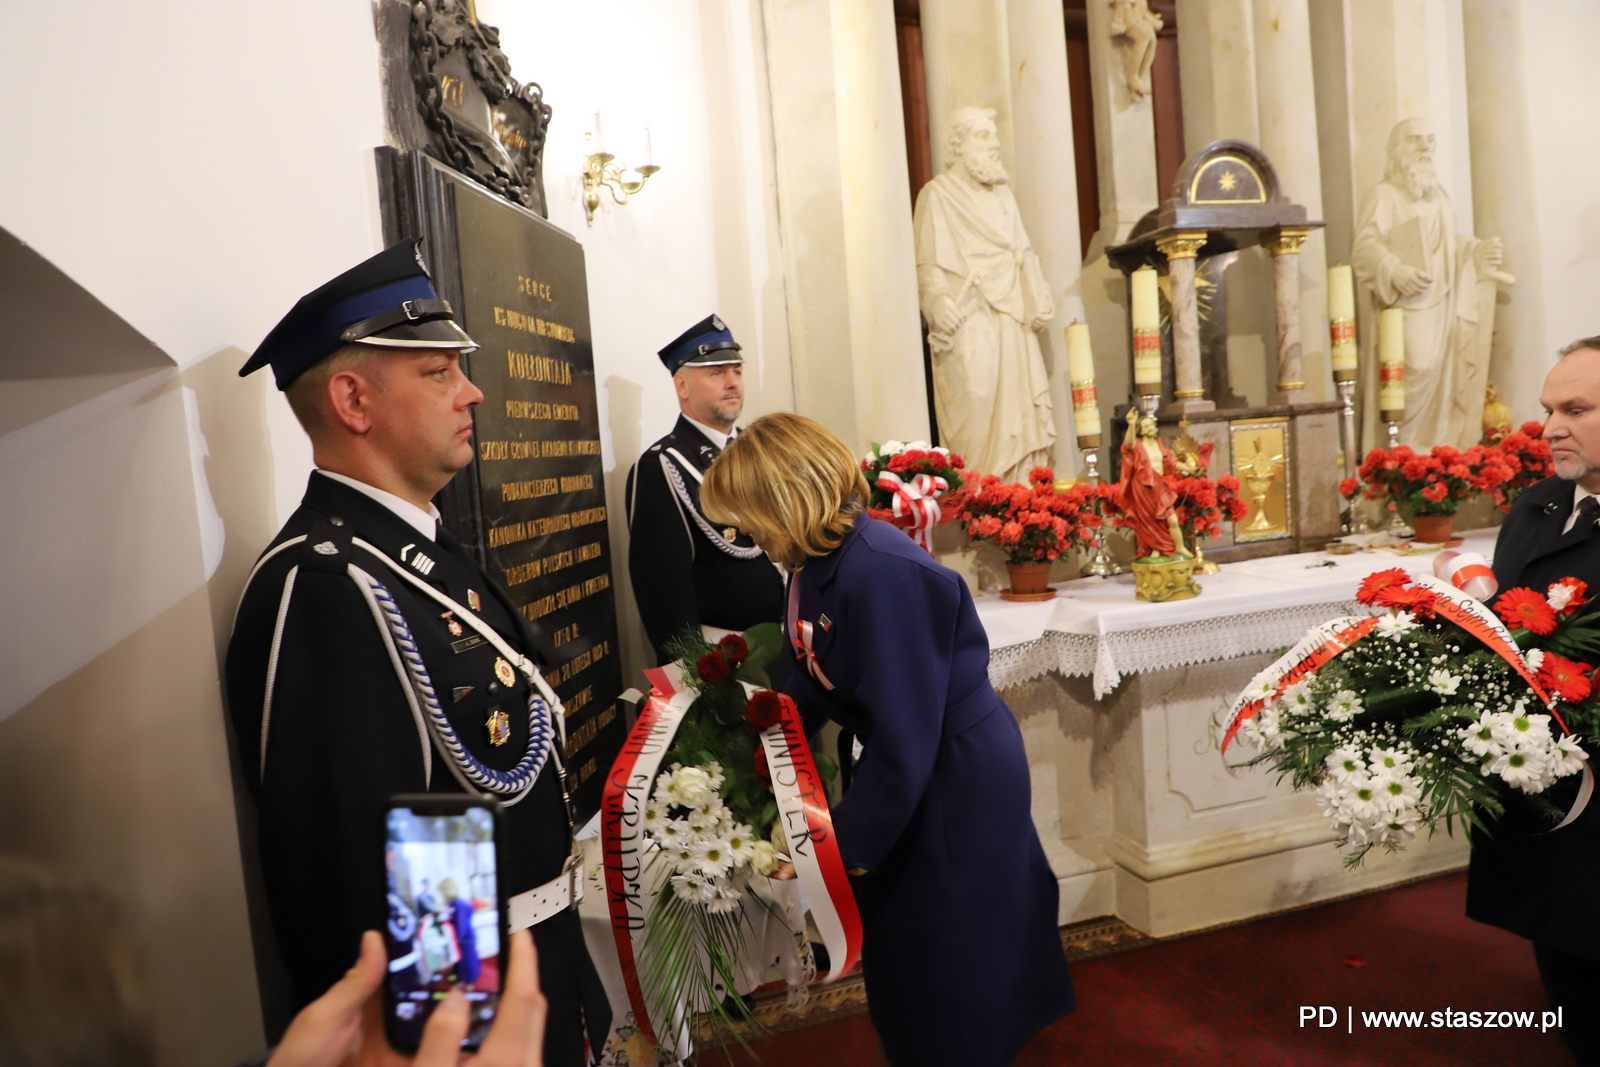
[876,470,947,552]
[787,572,835,691]
[758,698,863,981]
[599,666,862,1043]
[1221,615,1379,756]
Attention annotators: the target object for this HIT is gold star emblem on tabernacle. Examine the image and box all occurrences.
[1217,169,1239,191]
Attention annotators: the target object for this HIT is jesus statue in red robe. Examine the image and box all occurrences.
[1116,407,1196,559]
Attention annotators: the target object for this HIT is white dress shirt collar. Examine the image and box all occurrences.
[683,415,735,452]
[317,469,441,542]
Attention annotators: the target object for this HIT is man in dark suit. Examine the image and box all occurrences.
[227,240,608,1062]
[1469,335,1600,1066]
[624,315,784,663]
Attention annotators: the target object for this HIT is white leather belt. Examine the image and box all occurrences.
[508,855,584,931]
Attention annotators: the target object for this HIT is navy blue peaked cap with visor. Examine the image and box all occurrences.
[657,314,743,375]
[240,238,478,389]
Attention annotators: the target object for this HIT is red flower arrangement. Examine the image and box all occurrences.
[956,466,1099,564]
[862,440,969,546]
[1538,652,1594,704]
[1340,429,1552,518]
[744,690,788,730]
[696,651,732,685]
[1094,439,1248,551]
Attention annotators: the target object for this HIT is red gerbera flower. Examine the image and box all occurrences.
[1539,653,1595,703]
[1357,568,1412,606]
[1495,587,1559,635]
[1376,584,1439,618]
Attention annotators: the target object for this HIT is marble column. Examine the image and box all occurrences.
[1263,227,1311,404]
[1174,0,1260,151]
[1155,231,1210,412]
[1254,0,1330,404]
[762,0,929,449]
[1461,2,1547,428]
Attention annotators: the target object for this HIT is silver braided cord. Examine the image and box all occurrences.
[355,566,553,797]
[660,452,766,560]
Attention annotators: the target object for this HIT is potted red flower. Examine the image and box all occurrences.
[1492,422,1555,510]
[956,466,1099,600]
[1339,442,1518,543]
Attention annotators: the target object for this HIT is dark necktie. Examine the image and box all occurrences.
[1575,495,1599,530]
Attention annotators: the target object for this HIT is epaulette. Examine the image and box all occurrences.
[298,513,356,575]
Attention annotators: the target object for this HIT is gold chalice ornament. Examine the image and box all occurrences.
[1238,439,1285,536]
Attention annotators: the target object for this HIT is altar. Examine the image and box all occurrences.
[982,534,1494,938]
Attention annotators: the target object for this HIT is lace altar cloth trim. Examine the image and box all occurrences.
[987,600,1363,698]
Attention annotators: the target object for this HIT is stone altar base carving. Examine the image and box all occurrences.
[1132,556,1200,602]
[1002,655,1468,937]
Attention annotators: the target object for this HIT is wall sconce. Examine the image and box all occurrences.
[583,116,660,224]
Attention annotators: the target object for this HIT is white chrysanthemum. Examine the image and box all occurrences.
[690,837,737,877]
[671,845,698,874]
[1426,669,1462,696]
[932,445,950,456]
[1375,812,1420,844]
[1523,648,1546,672]
[1369,746,1414,779]
[1505,711,1554,746]
[1548,583,1577,611]
[672,766,718,808]
[1490,749,1548,791]
[879,440,906,456]
[706,882,744,914]
[1552,735,1590,777]
[655,818,693,848]
[1277,680,1316,713]
[1245,670,1279,701]
[670,872,719,904]
[1327,690,1364,723]
[1344,775,1382,820]
[1326,746,1366,783]
[725,825,758,867]
[642,801,667,836]
[1376,611,1419,640]
[906,440,931,452]
[1377,773,1421,813]
[1461,712,1503,759]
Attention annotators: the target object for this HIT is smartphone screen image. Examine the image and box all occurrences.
[384,797,504,1052]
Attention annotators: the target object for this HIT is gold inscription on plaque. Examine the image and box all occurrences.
[487,507,608,548]
[501,477,560,502]
[505,400,582,421]
[495,308,576,344]
[516,275,553,301]
[506,349,574,384]
[503,541,603,586]
[1230,418,1293,542]
[480,439,602,461]
[560,474,595,493]
[563,700,616,757]
[518,573,611,620]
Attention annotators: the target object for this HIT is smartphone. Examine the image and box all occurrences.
[382,794,507,1053]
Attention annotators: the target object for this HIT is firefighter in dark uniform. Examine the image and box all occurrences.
[226,240,608,1062]
[624,315,785,663]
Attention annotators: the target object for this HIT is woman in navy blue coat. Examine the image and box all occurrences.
[702,413,1074,1066]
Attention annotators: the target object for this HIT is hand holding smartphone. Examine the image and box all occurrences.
[382,795,509,1054]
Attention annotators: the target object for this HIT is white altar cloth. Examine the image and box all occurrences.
[979,531,1499,697]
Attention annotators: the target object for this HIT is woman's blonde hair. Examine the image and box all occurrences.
[701,412,870,567]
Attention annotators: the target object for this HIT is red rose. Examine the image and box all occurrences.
[753,746,772,787]
[1494,587,1559,635]
[697,652,731,684]
[745,690,788,729]
[1356,568,1411,606]
[717,633,748,665]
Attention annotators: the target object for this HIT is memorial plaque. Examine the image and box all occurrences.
[396,154,624,824]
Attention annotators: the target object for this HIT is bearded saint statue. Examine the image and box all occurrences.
[913,106,1056,486]
[1115,407,1198,560]
[1352,118,1515,451]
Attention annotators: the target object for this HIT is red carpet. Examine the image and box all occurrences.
[701,872,1573,1066]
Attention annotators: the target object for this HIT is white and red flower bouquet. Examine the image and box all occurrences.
[1225,566,1595,866]
[861,440,968,552]
[600,626,860,1056]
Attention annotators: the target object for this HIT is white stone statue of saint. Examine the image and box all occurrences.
[913,107,1055,485]
[1352,118,1515,451]
[1108,0,1162,100]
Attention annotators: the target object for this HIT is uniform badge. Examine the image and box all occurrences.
[441,611,464,637]
[486,708,511,746]
[452,686,474,704]
[723,527,739,541]
[494,657,517,688]
[818,614,833,631]
[468,589,482,612]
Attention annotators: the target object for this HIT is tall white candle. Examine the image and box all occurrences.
[1328,264,1357,382]
[1378,307,1405,415]
[1065,322,1101,445]
[1130,266,1162,394]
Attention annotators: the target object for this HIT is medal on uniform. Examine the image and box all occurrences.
[486,708,511,746]
[441,610,464,637]
[494,657,516,688]
[819,613,833,631]
[468,589,482,612]
[723,527,738,540]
